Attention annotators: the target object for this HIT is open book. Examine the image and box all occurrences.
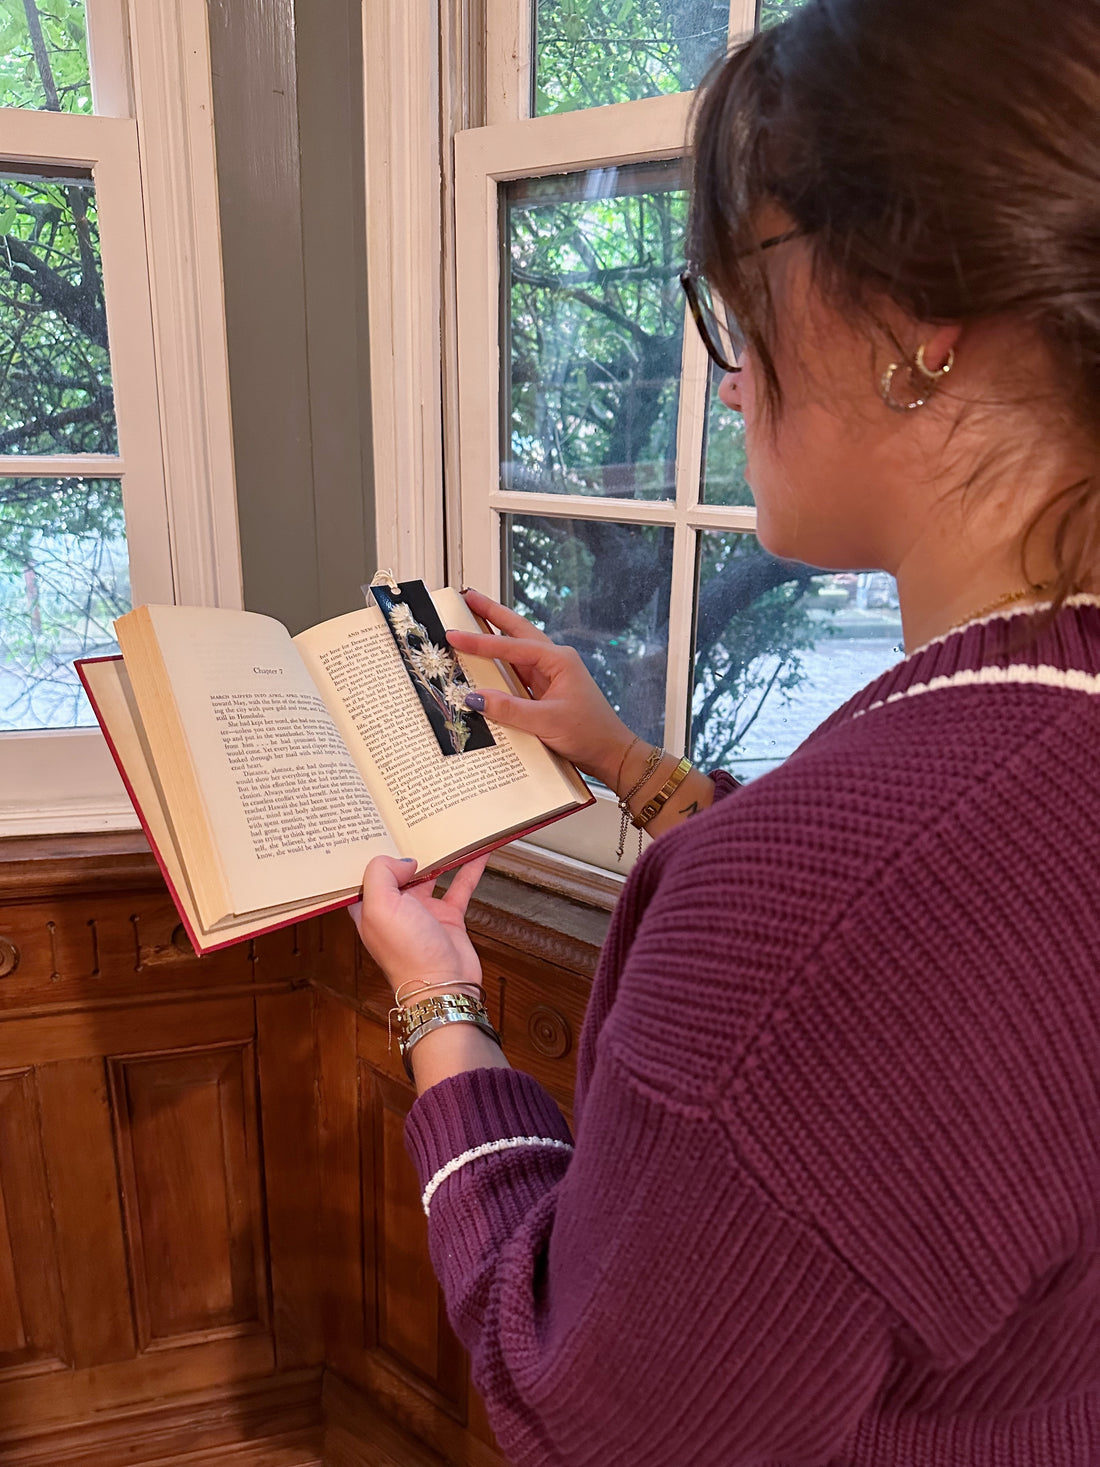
[76,587,592,954]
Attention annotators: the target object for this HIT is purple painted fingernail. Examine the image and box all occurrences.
[465,692,486,712]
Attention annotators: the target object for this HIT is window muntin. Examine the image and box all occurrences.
[450,0,887,875]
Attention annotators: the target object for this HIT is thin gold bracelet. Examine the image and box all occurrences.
[616,744,663,861]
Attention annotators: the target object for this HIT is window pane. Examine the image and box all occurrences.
[503,163,686,502]
[691,531,903,780]
[505,512,673,749]
[0,476,129,730]
[700,359,752,506]
[758,0,810,29]
[0,169,116,454]
[0,1,92,112]
[534,0,729,115]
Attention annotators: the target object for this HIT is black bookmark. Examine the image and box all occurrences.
[368,575,496,756]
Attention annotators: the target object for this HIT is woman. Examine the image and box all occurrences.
[352,1,1100,1462]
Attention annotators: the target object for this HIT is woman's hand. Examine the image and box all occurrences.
[447,588,636,790]
[349,853,488,996]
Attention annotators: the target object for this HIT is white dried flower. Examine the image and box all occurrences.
[410,642,454,682]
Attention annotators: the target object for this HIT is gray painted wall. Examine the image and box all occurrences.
[207,0,375,635]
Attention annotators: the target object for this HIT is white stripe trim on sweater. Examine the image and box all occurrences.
[907,593,1100,659]
[421,1136,574,1216]
[853,662,1100,720]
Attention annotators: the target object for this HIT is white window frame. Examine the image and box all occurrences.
[1,0,241,836]
[366,0,764,891]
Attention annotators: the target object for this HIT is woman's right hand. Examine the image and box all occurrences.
[447,588,637,790]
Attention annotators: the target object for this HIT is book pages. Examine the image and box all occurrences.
[294,591,582,870]
[132,606,396,921]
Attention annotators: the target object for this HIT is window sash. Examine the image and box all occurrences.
[0,0,241,836]
[453,91,759,868]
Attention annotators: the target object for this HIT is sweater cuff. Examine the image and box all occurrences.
[709,768,741,801]
[405,1066,574,1193]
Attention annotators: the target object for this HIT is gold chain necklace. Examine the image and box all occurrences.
[950,583,1052,633]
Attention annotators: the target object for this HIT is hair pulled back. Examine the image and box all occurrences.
[690,0,1100,600]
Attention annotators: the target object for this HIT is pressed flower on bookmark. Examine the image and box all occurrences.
[368,576,496,756]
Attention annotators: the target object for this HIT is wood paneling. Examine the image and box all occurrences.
[36,1056,136,1367]
[364,1068,466,1416]
[110,1042,268,1349]
[0,830,609,1465]
[0,1366,320,1466]
[315,990,364,1367]
[0,1069,65,1374]
[257,987,324,1368]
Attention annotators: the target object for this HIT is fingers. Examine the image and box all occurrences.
[446,628,551,670]
[440,852,489,915]
[461,588,552,643]
[461,686,548,733]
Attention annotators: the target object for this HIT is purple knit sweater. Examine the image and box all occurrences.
[405,599,1100,1467]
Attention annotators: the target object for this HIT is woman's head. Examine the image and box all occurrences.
[689,0,1100,602]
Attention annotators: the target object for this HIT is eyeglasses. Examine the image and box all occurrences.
[680,228,802,375]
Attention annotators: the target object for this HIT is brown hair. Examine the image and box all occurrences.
[688,0,1100,606]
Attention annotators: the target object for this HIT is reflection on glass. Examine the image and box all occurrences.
[691,531,903,780]
[0,0,91,112]
[0,171,116,455]
[503,163,686,502]
[701,358,753,506]
[758,0,810,29]
[0,477,129,731]
[534,0,729,115]
[505,513,673,750]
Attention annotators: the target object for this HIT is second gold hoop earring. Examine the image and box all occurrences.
[881,345,956,412]
[915,344,956,382]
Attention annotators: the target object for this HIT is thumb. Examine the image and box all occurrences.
[361,854,419,899]
[465,688,545,734]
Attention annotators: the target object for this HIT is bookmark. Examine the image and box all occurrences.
[366,573,496,756]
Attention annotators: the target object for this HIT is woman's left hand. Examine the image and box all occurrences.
[348,853,488,996]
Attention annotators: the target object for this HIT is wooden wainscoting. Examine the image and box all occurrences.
[0,835,607,1466]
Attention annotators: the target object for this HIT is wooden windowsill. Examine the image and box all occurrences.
[0,831,613,975]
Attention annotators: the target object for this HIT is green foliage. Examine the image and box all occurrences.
[0,477,128,729]
[0,176,114,457]
[535,0,729,114]
[758,0,809,31]
[0,0,91,112]
[691,533,820,769]
[507,169,686,500]
[506,163,822,768]
[0,9,123,727]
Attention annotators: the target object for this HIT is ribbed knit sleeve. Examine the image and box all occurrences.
[405,1055,895,1467]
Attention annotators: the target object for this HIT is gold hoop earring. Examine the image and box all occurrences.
[915,344,955,382]
[880,361,929,413]
[880,345,956,413]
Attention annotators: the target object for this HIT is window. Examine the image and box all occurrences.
[367,0,903,884]
[1,0,239,834]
